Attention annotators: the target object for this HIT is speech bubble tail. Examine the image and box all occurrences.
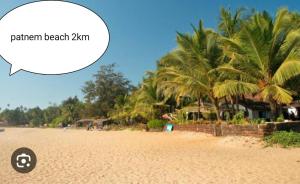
[10,65,21,76]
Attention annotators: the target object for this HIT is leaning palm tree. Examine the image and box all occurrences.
[157,50,206,120]
[111,71,166,121]
[132,71,165,120]
[214,8,300,120]
[157,21,224,120]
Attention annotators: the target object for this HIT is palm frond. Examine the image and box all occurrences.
[261,85,293,104]
[272,57,300,85]
[213,80,259,98]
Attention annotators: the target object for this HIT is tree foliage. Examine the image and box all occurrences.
[215,8,300,119]
[3,8,300,125]
[157,21,224,120]
[82,63,134,118]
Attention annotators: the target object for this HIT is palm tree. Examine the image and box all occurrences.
[112,71,164,121]
[218,7,247,113]
[219,7,245,38]
[110,93,134,122]
[157,21,224,120]
[132,71,165,120]
[214,8,300,120]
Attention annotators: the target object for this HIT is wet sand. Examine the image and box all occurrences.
[0,128,300,184]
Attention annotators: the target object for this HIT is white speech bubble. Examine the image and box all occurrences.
[0,1,110,75]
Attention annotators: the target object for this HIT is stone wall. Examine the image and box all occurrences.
[275,121,300,132]
[173,124,215,134]
[220,124,275,137]
[173,121,300,137]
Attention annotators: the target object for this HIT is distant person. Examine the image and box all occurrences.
[162,114,172,121]
[87,122,93,131]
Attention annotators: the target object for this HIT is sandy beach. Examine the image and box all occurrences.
[0,128,300,184]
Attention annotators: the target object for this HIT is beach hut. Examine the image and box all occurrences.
[177,102,216,121]
[0,120,8,127]
[220,99,271,120]
[75,119,94,128]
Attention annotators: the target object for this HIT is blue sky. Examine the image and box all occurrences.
[0,0,299,109]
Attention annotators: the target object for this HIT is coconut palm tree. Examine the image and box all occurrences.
[157,51,205,120]
[157,21,224,120]
[219,7,245,38]
[214,8,300,120]
[111,71,169,122]
[132,71,163,119]
[218,7,247,114]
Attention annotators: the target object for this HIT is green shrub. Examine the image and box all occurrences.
[264,131,300,148]
[147,119,166,130]
[175,110,186,124]
[50,116,66,128]
[48,123,56,128]
[250,118,265,125]
[29,122,35,128]
[276,114,284,122]
[230,111,247,124]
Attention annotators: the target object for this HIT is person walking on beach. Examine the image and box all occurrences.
[87,122,93,131]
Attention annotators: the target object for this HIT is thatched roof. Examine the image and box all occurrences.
[221,99,270,111]
[181,103,215,113]
[76,119,94,123]
[94,118,111,124]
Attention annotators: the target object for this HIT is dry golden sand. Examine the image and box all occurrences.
[0,128,300,184]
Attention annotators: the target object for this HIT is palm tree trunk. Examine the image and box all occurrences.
[224,97,230,110]
[212,97,221,121]
[197,97,201,120]
[278,104,282,116]
[230,96,235,113]
[236,95,240,111]
[242,95,249,117]
[269,100,278,121]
